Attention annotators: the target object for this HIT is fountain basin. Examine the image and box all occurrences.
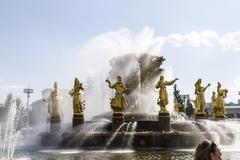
[59,131,213,149]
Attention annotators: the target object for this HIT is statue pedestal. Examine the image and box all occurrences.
[215,112,226,120]
[215,115,226,120]
[112,112,124,132]
[195,113,206,119]
[50,117,61,135]
[72,113,84,128]
[158,112,170,132]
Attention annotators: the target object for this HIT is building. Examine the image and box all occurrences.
[206,100,240,118]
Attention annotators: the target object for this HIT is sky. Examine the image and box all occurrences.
[1,0,240,104]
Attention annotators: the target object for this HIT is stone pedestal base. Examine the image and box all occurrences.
[112,112,124,132]
[215,112,226,120]
[195,113,206,119]
[215,115,226,120]
[72,113,84,128]
[158,112,170,132]
[50,117,61,135]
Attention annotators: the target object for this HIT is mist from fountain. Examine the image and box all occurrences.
[79,119,111,146]
[170,115,240,151]
[205,120,240,146]
[171,112,188,122]
[0,124,3,158]
[61,118,111,147]
[138,68,142,112]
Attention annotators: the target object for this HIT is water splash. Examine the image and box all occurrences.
[122,122,132,145]
[69,27,166,119]
[126,121,137,147]
[125,122,132,132]
[79,120,111,146]
[106,123,127,147]
[0,103,21,160]
[171,112,188,122]
[138,68,142,111]
[206,120,240,146]
[0,124,3,158]
[61,118,111,147]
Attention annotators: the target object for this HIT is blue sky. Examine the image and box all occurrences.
[1,0,240,104]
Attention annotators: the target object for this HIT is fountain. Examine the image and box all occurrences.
[0,97,22,160]
[42,53,237,151]
[1,54,240,160]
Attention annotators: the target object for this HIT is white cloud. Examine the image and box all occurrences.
[219,32,240,51]
[167,33,184,47]
[166,30,240,52]
[167,30,218,48]
[201,30,218,39]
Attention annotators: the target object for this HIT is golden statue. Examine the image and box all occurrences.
[48,82,61,119]
[211,91,217,118]
[174,97,180,113]
[194,79,210,114]
[156,75,178,112]
[69,78,85,115]
[215,82,228,117]
[106,75,128,112]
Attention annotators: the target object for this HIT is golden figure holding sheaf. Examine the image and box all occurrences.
[174,98,181,113]
[156,75,178,113]
[194,79,210,114]
[211,91,217,118]
[106,75,128,113]
[69,78,85,115]
[215,82,228,118]
[48,82,61,119]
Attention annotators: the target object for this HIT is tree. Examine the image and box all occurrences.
[185,97,194,118]
[173,84,185,112]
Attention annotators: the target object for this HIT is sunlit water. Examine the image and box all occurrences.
[11,149,240,160]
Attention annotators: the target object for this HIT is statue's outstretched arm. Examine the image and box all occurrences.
[80,83,84,90]
[156,81,160,89]
[69,89,74,96]
[223,89,228,98]
[166,78,178,85]
[105,79,114,88]
[123,84,127,93]
[204,83,211,91]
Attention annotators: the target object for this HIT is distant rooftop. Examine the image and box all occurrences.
[225,105,240,109]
